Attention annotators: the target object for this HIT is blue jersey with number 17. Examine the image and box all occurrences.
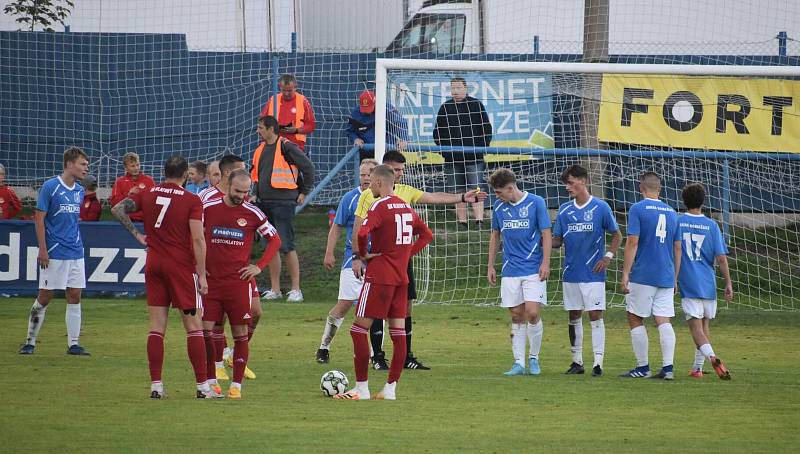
[492,192,551,278]
[36,176,85,260]
[333,187,363,269]
[677,213,727,299]
[627,198,679,288]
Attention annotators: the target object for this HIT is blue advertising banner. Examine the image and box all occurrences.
[0,221,146,295]
[388,71,554,149]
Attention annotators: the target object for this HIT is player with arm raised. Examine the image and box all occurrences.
[552,165,622,377]
[335,165,433,400]
[678,183,732,380]
[19,147,91,356]
[620,172,681,380]
[315,158,378,364]
[201,169,281,399]
[111,155,216,399]
[350,150,486,370]
[487,168,552,376]
[198,154,260,381]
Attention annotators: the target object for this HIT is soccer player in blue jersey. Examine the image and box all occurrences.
[19,147,91,356]
[620,172,681,380]
[552,165,622,377]
[678,183,733,380]
[487,168,552,376]
[316,159,379,363]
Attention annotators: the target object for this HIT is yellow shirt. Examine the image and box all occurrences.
[354,183,424,218]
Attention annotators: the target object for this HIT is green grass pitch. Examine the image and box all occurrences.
[2,297,799,452]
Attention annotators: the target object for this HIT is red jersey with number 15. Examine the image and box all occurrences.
[203,199,279,285]
[357,195,433,286]
[129,182,203,268]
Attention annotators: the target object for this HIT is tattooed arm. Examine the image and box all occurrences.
[112,198,147,246]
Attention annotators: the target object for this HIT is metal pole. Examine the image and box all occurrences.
[722,158,731,243]
[533,35,539,58]
[272,56,279,116]
[778,31,787,57]
[581,0,609,197]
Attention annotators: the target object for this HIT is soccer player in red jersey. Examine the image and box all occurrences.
[111,155,216,399]
[201,169,281,399]
[335,165,433,401]
[199,155,261,381]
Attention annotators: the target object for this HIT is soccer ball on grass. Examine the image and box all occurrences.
[320,370,349,397]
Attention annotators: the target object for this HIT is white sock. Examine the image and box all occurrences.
[197,381,211,392]
[65,303,82,347]
[208,378,218,386]
[527,320,543,360]
[26,300,48,346]
[382,381,397,400]
[693,349,706,371]
[355,380,370,400]
[151,381,163,392]
[630,325,649,367]
[658,323,676,368]
[568,318,583,365]
[320,314,344,349]
[230,382,242,390]
[590,319,605,368]
[215,361,224,369]
[511,323,526,366]
[699,343,715,360]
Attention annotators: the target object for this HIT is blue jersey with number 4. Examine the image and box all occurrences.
[334,187,363,269]
[627,198,679,288]
[492,192,551,278]
[37,176,84,260]
[553,196,619,283]
[677,213,727,299]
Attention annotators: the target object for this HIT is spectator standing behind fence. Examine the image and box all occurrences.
[0,163,22,220]
[109,152,155,222]
[186,161,209,194]
[345,89,410,162]
[433,77,493,229]
[260,74,316,155]
[79,175,101,222]
[251,115,315,303]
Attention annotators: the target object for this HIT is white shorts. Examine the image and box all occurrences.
[338,268,364,301]
[681,298,717,320]
[563,282,606,311]
[39,258,86,290]
[625,282,674,318]
[500,274,547,308]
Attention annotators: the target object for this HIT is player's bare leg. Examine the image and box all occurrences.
[317,299,351,363]
[21,289,54,354]
[587,309,605,376]
[227,323,250,399]
[688,317,730,380]
[266,254,282,298]
[334,315,373,400]
[285,251,303,301]
[179,309,216,398]
[566,309,585,374]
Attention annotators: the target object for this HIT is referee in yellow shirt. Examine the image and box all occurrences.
[351,150,486,370]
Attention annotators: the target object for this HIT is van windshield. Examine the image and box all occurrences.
[386,13,466,54]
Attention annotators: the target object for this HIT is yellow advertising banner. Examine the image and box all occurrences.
[598,74,800,152]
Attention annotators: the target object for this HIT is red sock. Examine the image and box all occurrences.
[247,322,255,342]
[147,331,164,382]
[389,327,407,384]
[212,327,226,363]
[203,330,216,381]
[232,335,250,384]
[186,330,207,384]
[350,323,370,382]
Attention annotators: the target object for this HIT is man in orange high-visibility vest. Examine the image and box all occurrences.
[252,115,315,303]
[260,74,316,155]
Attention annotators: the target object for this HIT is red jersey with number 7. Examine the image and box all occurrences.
[357,195,433,286]
[129,182,203,268]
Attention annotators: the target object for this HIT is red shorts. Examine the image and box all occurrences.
[203,280,253,325]
[145,260,202,312]
[355,282,408,320]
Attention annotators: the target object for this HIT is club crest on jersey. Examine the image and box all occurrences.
[74,193,81,203]
[583,210,593,221]
[237,218,247,227]
[519,207,528,217]
[212,226,244,240]
[138,183,145,189]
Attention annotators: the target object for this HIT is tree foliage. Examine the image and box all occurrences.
[4,0,75,32]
